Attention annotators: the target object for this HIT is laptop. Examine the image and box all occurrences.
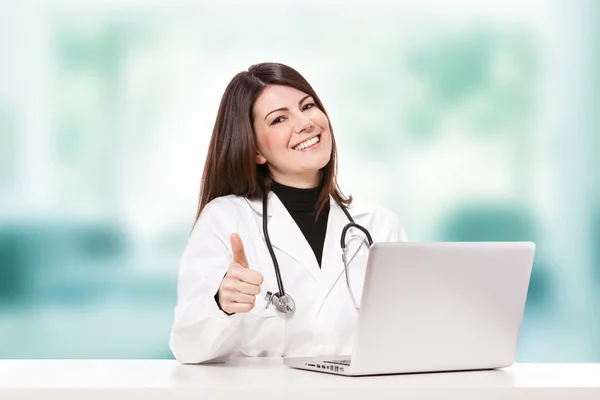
[284,241,535,376]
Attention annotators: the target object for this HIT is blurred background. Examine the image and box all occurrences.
[0,0,598,360]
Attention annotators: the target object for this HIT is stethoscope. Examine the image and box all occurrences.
[262,194,373,314]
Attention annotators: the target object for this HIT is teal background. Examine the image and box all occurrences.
[0,0,598,360]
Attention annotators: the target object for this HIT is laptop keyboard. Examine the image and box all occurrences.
[324,359,351,366]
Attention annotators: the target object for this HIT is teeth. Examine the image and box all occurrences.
[294,136,320,151]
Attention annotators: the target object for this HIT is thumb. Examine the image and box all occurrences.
[230,233,249,268]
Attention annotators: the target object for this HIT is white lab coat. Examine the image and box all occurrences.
[169,192,407,364]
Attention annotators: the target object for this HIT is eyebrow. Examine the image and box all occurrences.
[263,95,312,120]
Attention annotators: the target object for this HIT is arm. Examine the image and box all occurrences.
[387,209,408,242]
[169,202,242,364]
[396,216,408,242]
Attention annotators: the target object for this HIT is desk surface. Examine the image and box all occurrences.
[1,358,599,400]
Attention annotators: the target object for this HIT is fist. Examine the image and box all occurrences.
[217,233,264,314]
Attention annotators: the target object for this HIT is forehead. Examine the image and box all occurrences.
[254,85,310,115]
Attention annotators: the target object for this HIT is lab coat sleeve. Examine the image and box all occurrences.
[392,211,408,242]
[169,201,242,364]
[397,218,408,242]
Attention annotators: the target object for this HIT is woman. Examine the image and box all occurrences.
[169,62,407,364]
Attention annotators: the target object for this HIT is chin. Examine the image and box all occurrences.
[311,157,331,171]
[294,146,332,171]
[297,157,329,173]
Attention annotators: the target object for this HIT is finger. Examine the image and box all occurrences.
[236,269,264,286]
[230,233,249,268]
[219,285,257,303]
[220,272,260,293]
[233,280,261,296]
[228,291,256,304]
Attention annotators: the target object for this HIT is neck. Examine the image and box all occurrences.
[270,172,320,189]
[271,180,321,213]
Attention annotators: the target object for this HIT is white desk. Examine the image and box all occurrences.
[0,358,599,400]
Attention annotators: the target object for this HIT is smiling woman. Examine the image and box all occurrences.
[169,62,407,364]
[253,86,333,188]
[196,63,347,219]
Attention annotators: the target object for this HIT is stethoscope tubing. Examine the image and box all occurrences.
[262,194,373,312]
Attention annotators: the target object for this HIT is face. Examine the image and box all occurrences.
[252,85,333,188]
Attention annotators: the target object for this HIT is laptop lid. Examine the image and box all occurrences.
[350,242,535,375]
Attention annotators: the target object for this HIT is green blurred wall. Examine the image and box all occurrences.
[0,0,598,361]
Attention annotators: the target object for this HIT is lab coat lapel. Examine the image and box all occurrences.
[320,199,369,302]
[247,192,321,282]
[320,199,351,298]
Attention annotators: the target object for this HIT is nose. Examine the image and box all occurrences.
[293,114,314,135]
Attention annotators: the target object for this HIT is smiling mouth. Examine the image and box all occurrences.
[293,135,321,151]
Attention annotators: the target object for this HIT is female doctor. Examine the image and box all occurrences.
[169,62,407,364]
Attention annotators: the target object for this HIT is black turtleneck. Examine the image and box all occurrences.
[271,181,330,267]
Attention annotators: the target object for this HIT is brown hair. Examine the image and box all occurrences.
[194,62,351,225]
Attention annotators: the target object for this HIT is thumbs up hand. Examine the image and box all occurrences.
[217,233,264,314]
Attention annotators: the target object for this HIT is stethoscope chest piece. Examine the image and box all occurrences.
[265,291,296,314]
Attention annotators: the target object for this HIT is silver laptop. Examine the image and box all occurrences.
[284,241,535,376]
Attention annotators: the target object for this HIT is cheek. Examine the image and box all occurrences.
[255,134,268,155]
[315,112,331,133]
[259,130,288,154]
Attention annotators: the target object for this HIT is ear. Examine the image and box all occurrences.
[256,152,267,165]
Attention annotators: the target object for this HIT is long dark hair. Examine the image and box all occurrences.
[194,62,351,225]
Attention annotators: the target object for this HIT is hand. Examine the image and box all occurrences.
[217,233,264,314]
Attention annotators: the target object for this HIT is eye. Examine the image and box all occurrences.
[272,117,282,125]
[271,116,285,126]
[302,103,315,111]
